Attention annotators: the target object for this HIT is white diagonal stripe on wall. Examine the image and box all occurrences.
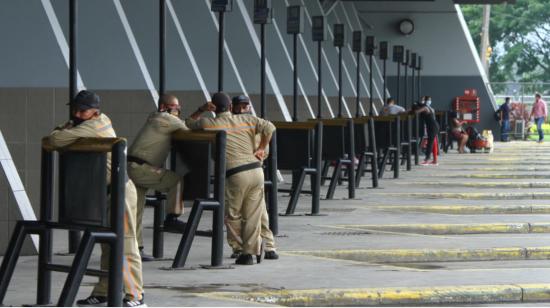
[0,131,38,250]
[41,0,85,91]
[235,0,297,120]
[167,0,211,101]
[113,0,159,105]
[204,0,258,116]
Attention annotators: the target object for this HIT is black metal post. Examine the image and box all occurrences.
[311,122,323,215]
[369,54,374,116]
[396,64,401,106]
[107,141,126,307]
[292,33,298,121]
[411,67,416,104]
[338,46,343,117]
[37,149,54,305]
[317,41,322,119]
[268,135,278,235]
[382,59,387,106]
[260,23,266,118]
[418,67,422,102]
[217,11,225,92]
[213,131,226,266]
[355,52,361,117]
[404,63,408,110]
[68,0,80,255]
[159,0,166,97]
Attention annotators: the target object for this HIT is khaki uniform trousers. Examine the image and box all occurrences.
[127,162,183,247]
[225,168,264,255]
[227,200,276,252]
[92,180,144,301]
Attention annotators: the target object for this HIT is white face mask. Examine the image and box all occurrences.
[426,100,432,106]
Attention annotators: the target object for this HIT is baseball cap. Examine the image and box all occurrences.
[211,92,231,112]
[232,95,250,105]
[68,90,100,110]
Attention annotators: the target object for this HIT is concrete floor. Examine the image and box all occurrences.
[3,141,550,306]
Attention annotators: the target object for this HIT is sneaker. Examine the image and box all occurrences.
[139,248,154,262]
[265,251,279,260]
[123,297,147,307]
[420,160,430,166]
[430,161,439,166]
[76,296,108,307]
[235,254,254,265]
[230,251,242,259]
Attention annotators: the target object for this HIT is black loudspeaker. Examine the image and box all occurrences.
[410,52,417,68]
[403,49,410,65]
[254,0,272,24]
[393,45,404,63]
[417,56,423,70]
[287,5,304,34]
[211,0,232,12]
[333,24,344,47]
[379,41,388,60]
[352,31,362,52]
[365,35,376,56]
[312,16,325,42]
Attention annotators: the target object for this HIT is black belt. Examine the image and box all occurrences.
[128,155,150,166]
[226,162,262,178]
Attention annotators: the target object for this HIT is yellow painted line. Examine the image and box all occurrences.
[205,284,550,306]
[285,246,550,263]
[372,204,550,214]
[332,223,550,235]
[376,192,550,200]
[396,182,550,188]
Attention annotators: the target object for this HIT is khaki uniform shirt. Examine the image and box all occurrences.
[186,112,276,170]
[49,113,116,182]
[129,112,188,167]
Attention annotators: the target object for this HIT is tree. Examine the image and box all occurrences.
[461,1,550,85]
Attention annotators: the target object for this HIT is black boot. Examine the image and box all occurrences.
[265,251,279,260]
[235,254,253,265]
[139,247,154,262]
[163,214,186,231]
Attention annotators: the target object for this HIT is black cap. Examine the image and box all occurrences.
[232,95,250,105]
[68,90,100,110]
[212,92,231,112]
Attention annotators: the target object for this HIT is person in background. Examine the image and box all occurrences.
[413,96,440,166]
[498,97,511,142]
[530,93,547,143]
[450,111,469,153]
[381,98,406,116]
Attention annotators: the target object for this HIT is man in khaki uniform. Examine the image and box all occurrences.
[187,92,275,265]
[229,95,278,260]
[48,90,145,307]
[127,94,189,261]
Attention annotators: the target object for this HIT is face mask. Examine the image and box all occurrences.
[166,108,180,117]
[426,100,432,106]
[72,117,85,126]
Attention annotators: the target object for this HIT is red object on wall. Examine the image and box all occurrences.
[453,89,480,123]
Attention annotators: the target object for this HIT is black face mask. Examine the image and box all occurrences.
[72,117,86,126]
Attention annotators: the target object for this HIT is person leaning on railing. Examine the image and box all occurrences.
[127,94,190,262]
[48,90,145,307]
[186,92,276,265]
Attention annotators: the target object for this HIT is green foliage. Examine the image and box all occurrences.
[461,1,550,84]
